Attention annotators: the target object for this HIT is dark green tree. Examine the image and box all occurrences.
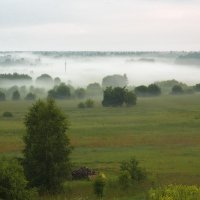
[25,93,36,101]
[171,85,184,95]
[102,87,125,107]
[134,85,148,97]
[75,88,86,99]
[48,83,71,99]
[23,99,71,193]
[12,90,20,100]
[124,91,137,106]
[0,91,6,101]
[147,84,161,96]
[0,158,38,200]
[86,83,102,97]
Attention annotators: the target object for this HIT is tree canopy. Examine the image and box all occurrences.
[23,99,71,193]
[102,87,136,107]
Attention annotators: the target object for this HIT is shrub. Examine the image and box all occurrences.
[78,102,85,109]
[2,111,13,118]
[93,173,107,198]
[148,185,200,200]
[120,157,147,182]
[85,99,94,108]
[118,171,131,189]
[0,158,38,200]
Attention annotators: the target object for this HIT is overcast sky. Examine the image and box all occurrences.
[0,0,200,51]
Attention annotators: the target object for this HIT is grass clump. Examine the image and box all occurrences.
[148,185,200,200]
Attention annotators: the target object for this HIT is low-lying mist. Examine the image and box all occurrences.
[0,52,200,87]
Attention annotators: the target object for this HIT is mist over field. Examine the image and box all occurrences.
[0,51,200,87]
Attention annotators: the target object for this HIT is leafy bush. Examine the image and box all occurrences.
[93,173,107,198]
[118,171,131,189]
[0,158,38,200]
[120,157,147,182]
[148,185,200,200]
[78,102,85,109]
[2,111,13,118]
[85,99,94,108]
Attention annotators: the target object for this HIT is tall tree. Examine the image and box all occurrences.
[23,99,71,193]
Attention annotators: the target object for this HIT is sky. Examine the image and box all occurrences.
[0,0,200,51]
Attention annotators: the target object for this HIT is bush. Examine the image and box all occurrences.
[78,102,85,109]
[0,158,38,200]
[118,171,131,189]
[2,111,13,118]
[85,99,94,108]
[93,173,107,198]
[148,185,200,200]
[120,157,147,182]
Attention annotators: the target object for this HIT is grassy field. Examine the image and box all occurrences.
[1,94,200,199]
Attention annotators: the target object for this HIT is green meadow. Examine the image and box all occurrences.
[1,94,200,199]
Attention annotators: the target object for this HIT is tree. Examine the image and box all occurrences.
[12,90,20,100]
[194,83,200,92]
[48,83,71,100]
[0,91,6,101]
[102,74,128,89]
[35,74,54,88]
[102,87,125,107]
[0,158,38,200]
[147,84,161,96]
[54,77,61,86]
[134,85,148,97]
[25,93,36,101]
[102,87,137,107]
[124,91,137,106]
[86,83,102,97]
[23,99,71,193]
[171,85,184,95]
[75,88,86,99]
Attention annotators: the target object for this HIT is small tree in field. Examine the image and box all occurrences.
[23,99,71,193]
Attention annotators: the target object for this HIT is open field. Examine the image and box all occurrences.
[1,94,200,199]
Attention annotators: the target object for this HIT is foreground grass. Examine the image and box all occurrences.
[1,94,200,198]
